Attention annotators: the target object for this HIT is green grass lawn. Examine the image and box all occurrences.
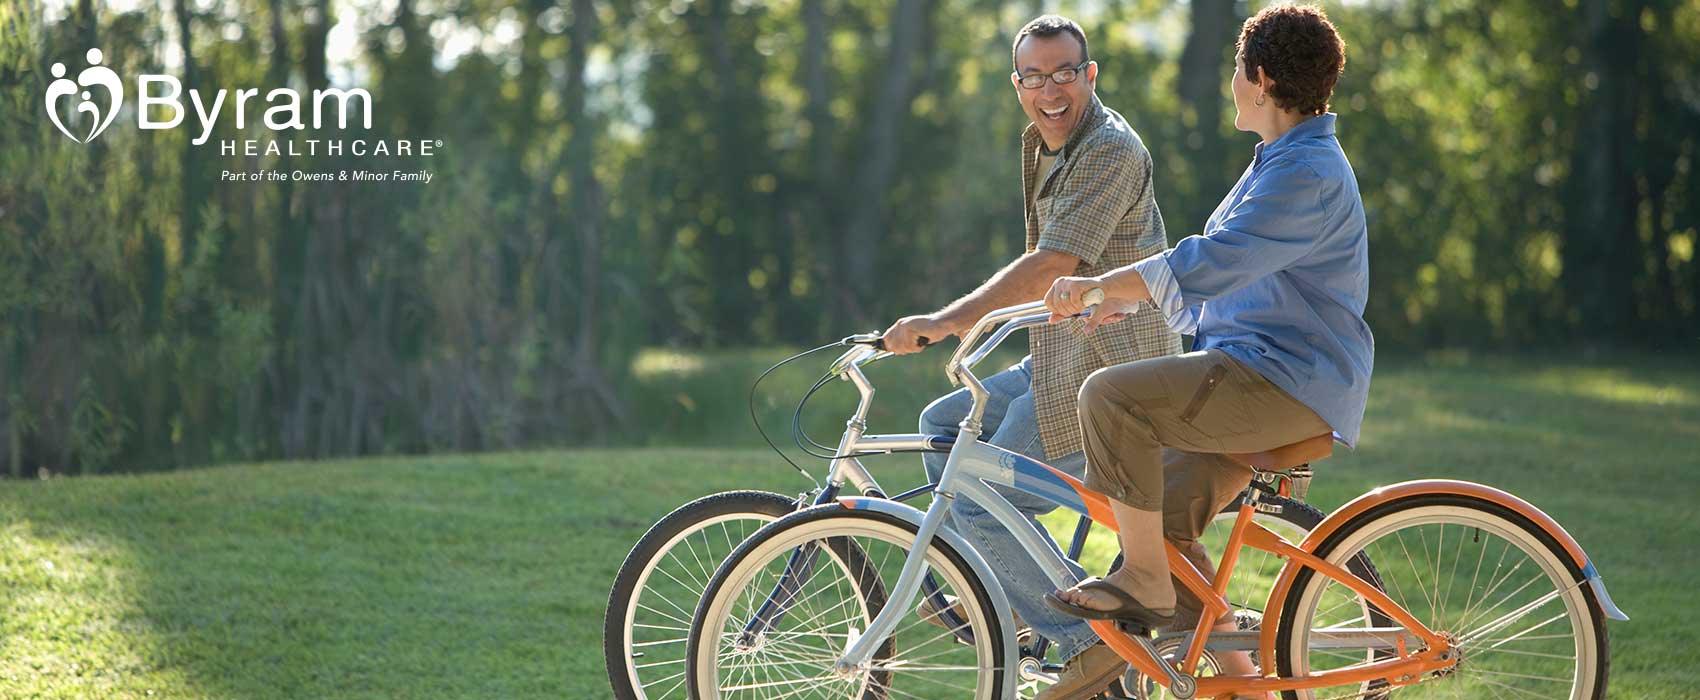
[1,351,1697,699]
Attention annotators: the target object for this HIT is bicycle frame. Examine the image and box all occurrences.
[812,301,1462,698]
[743,334,1103,661]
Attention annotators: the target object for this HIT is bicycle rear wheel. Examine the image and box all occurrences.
[688,505,1009,700]
[604,490,800,700]
[1275,495,1608,700]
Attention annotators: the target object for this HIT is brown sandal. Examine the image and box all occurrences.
[1044,578,1177,627]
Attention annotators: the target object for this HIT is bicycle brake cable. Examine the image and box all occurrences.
[749,341,845,488]
[791,370,844,460]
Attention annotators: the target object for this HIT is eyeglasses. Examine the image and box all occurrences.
[1014,61,1091,90]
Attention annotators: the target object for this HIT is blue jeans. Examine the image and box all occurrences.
[920,356,1099,662]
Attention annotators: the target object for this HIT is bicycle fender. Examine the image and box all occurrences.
[838,496,1022,700]
[1257,479,1628,665]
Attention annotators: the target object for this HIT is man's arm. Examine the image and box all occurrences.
[880,249,1080,354]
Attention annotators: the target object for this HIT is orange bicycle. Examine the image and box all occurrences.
[685,299,1627,700]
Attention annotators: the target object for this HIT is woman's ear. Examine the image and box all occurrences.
[1256,65,1274,93]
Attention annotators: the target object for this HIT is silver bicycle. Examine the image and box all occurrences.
[605,309,1341,700]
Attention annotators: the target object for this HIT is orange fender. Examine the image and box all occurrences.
[1258,479,1628,665]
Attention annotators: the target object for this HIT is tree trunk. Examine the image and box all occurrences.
[1561,0,1644,339]
[564,0,626,438]
[840,0,927,322]
[304,0,331,92]
[798,0,834,337]
[174,0,200,264]
[1177,0,1238,234]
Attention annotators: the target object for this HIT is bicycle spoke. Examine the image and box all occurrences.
[1285,506,1596,700]
[1470,673,1558,700]
[633,637,688,649]
[1458,580,1578,646]
[699,521,995,700]
[634,622,690,632]
[649,559,710,608]
[1469,646,1577,661]
[636,601,692,627]
[1477,611,1570,649]
[672,532,713,590]
[1466,667,1577,684]
[640,669,686,689]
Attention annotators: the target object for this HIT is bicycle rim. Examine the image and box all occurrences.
[1280,501,1603,700]
[612,494,795,700]
[692,511,1004,700]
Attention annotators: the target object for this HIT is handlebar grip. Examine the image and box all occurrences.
[871,335,929,351]
[1081,287,1106,306]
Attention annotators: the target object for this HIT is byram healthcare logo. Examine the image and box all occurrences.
[43,47,379,147]
[45,48,122,143]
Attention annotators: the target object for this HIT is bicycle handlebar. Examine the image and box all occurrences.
[945,286,1105,386]
[830,285,1104,391]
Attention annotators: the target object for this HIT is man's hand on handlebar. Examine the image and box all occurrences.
[880,314,952,355]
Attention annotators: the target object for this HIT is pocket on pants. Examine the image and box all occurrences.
[1177,362,1258,437]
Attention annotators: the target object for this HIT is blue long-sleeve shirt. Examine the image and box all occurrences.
[1134,113,1374,447]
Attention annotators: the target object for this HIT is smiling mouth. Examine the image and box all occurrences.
[1040,104,1069,122]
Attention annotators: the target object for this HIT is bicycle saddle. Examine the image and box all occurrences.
[1226,433,1334,472]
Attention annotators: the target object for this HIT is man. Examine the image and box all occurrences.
[880,15,1178,700]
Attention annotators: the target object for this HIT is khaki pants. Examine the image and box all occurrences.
[1078,349,1332,622]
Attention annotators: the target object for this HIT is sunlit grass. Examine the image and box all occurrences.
[1513,366,1696,407]
[630,348,710,380]
[0,351,1693,698]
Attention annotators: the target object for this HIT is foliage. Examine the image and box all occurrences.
[1,0,1697,473]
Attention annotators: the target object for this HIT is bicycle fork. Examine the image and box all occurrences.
[831,427,982,675]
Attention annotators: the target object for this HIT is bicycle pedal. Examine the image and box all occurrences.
[1115,619,1154,637]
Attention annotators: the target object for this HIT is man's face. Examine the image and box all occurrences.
[1012,32,1095,149]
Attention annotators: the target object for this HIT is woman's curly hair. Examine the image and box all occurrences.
[1236,5,1346,117]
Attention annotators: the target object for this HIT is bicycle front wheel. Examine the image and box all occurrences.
[1275,495,1609,700]
[604,490,801,700]
[688,505,1010,700]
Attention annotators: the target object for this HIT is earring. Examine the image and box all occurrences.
[1255,94,1266,107]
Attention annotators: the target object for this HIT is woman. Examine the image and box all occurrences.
[1034,5,1372,698]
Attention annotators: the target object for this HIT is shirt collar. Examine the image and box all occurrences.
[1253,112,1337,166]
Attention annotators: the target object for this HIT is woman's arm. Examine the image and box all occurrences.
[1047,157,1329,333]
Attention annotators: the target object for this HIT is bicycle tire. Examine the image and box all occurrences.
[603,490,801,700]
[1274,494,1609,700]
[688,504,1011,700]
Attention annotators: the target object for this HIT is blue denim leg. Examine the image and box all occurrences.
[918,357,1102,663]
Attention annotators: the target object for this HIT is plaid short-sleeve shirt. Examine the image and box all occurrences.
[1024,96,1181,459]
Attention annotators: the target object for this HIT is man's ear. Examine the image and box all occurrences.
[1085,61,1098,86]
[1011,71,1022,90]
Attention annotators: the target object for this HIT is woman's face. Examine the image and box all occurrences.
[1230,56,1262,133]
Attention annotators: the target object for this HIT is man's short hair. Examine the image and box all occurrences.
[1012,15,1089,68]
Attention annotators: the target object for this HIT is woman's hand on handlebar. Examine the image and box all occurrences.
[1045,276,1139,334]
